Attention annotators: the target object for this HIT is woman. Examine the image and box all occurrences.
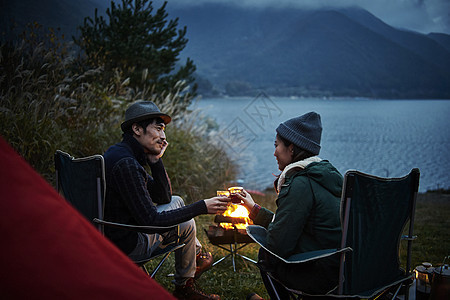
[238,112,343,299]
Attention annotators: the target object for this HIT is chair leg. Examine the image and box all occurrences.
[150,252,172,278]
[390,284,403,300]
[265,273,302,300]
[140,264,150,276]
[267,275,282,300]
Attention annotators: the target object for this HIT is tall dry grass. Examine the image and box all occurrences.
[0,24,236,196]
[0,37,124,182]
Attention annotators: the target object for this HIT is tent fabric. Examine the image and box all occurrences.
[0,136,175,299]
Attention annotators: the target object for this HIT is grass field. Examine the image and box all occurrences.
[145,191,450,300]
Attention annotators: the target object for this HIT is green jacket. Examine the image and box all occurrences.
[253,160,342,258]
[252,160,343,293]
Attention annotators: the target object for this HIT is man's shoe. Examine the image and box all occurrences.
[194,251,213,279]
[173,278,220,300]
[246,293,265,300]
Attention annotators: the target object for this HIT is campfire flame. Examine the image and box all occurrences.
[220,204,252,230]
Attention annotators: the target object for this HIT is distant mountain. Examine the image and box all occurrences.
[339,8,450,80]
[428,33,450,53]
[168,3,450,99]
[2,1,449,98]
[0,0,108,39]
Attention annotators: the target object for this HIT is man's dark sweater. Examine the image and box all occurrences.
[103,133,207,255]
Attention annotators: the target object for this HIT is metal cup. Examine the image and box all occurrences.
[228,186,243,204]
[216,190,230,197]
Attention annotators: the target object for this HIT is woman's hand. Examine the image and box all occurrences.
[236,190,256,212]
[204,196,230,214]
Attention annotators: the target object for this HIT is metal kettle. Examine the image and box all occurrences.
[430,256,450,300]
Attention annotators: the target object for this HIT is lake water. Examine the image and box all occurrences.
[191,96,450,193]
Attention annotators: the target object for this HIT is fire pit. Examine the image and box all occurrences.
[205,200,257,271]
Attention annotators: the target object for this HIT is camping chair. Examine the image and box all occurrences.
[54,150,185,278]
[247,168,420,300]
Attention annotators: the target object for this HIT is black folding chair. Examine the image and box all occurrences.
[247,168,420,299]
[54,150,185,278]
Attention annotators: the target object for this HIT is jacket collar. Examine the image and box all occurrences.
[121,133,147,166]
[275,156,322,193]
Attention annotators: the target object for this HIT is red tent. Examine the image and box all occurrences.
[0,136,175,299]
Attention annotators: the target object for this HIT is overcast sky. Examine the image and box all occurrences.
[151,0,450,34]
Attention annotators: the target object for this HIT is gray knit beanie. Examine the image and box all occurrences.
[276,112,322,155]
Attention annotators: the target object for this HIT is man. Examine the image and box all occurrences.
[103,101,228,300]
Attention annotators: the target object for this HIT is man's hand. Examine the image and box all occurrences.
[148,140,168,164]
[204,196,230,214]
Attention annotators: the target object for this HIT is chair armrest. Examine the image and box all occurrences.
[246,225,352,264]
[284,248,352,264]
[401,235,417,241]
[93,218,178,234]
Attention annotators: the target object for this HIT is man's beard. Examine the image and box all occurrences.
[146,144,163,156]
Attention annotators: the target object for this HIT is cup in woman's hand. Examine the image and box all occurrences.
[228,187,244,204]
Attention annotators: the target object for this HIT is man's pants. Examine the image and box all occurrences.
[128,196,201,285]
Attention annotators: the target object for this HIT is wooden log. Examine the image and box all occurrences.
[214,215,247,224]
